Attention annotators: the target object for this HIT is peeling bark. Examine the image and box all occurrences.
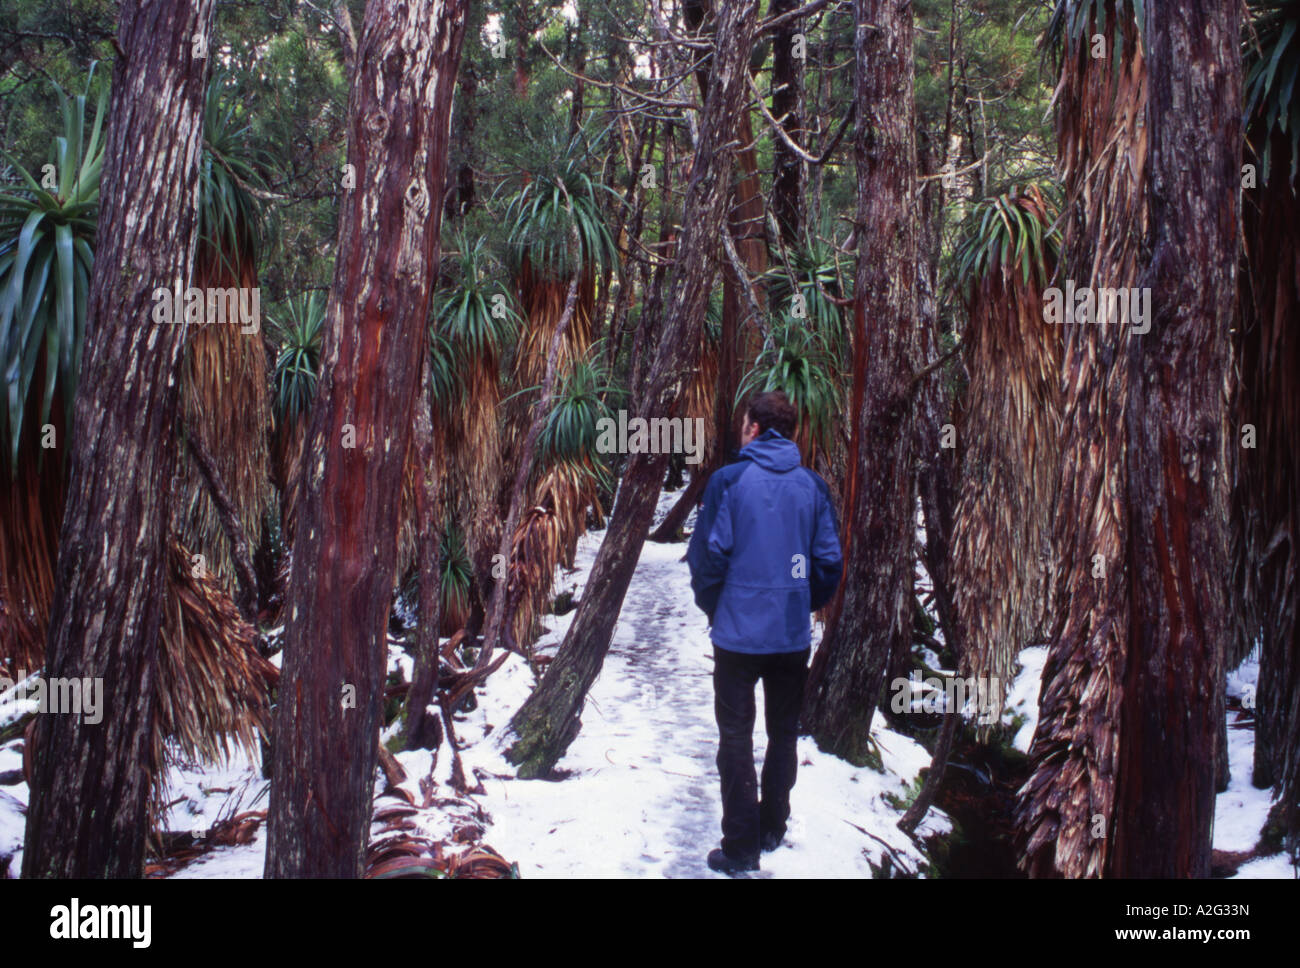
[1110,0,1239,878]
[1018,0,1238,878]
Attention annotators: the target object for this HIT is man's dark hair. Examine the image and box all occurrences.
[744,390,797,439]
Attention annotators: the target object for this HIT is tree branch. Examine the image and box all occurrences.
[185,422,259,621]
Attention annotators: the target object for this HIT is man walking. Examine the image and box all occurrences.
[687,390,843,874]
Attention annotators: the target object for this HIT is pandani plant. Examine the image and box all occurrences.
[0,67,274,839]
[947,183,1062,741]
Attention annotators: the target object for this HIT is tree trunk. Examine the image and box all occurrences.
[446,65,478,222]
[902,155,964,832]
[264,0,467,878]
[802,0,920,766]
[720,108,768,447]
[649,456,716,542]
[605,115,657,377]
[648,0,768,547]
[404,360,444,751]
[1017,0,1237,879]
[1234,49,1300,825]
[21,0,215,879]
[770,0,805,246]
[504,0,763,779]
[1016,4,1147,881]
[1108,0,1238,878]
[478,267,581,667]
[683,0,766,463]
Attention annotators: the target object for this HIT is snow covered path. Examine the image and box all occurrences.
[474,542,736,877]
[451,506,948,878]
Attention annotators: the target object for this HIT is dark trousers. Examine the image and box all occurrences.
[712,644,810,859]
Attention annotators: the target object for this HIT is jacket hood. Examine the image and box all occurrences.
[739,429,801,473]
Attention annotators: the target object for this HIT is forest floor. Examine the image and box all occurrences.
[0,487,1292,878]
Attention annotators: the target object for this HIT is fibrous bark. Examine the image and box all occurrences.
[1108,0,1238,878]
[1016,3,1148,880]
[1018,0,1239,878]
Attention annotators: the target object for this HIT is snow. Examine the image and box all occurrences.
[162,751,269,880]
[0,487,1293,878]
[444,534,947,878]
[407,485,948,877]
[1216,654,1294,877]
[1005,646,1048,754]
[998,644,1295,879]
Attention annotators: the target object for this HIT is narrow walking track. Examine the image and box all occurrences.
[460,498,947,878]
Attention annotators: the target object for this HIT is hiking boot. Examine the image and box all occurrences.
[760,829,783,853]
[707,847,760,875]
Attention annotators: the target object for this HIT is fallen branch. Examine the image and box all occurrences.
[898,708,958,835]
[184,422,259,621]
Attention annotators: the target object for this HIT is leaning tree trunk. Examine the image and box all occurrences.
[21,0,215,879]
[802,0,920,766]
[264,0,467,879]
[649,0,767,545]
[1107,0,1238,878]
[503,0,763,779]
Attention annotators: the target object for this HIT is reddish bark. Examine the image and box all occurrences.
[1109,0,1239,877]
[264,0,467,878]
[802,0,920,765]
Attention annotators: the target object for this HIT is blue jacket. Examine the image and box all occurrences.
[686,429,843,654]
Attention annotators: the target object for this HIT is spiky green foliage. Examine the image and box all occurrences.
[427,329,463,412]
[703,286,723,345]
[738,316,843,462]
[1043,0,1146,67]
[431,233,519,394]
[765,235,849,357]
[1245,1,1300,186]
[0,66,105,473]
[537,344,621,487]
[268,291,326,425]
[952,184,1062,299]
[502,130,619,282]
[439,519,474,630]
[199,75,277,278]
